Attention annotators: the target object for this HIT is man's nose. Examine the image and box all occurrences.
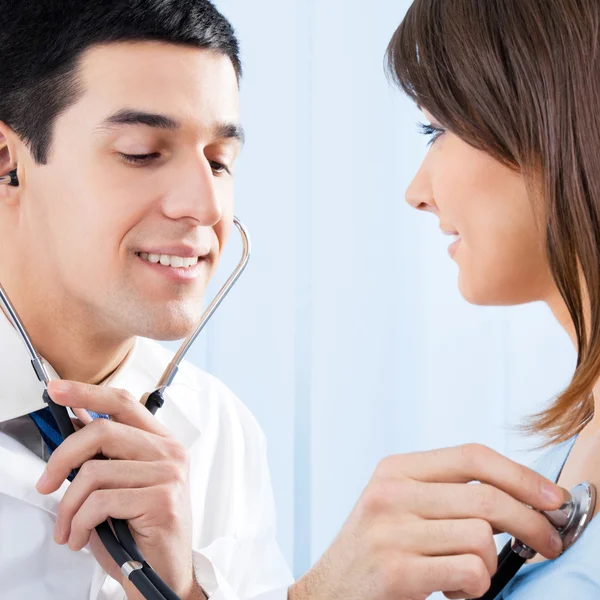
[162,156,222,226]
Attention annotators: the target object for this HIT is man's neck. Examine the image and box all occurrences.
[42,333,134,385]
[0,282,134,385]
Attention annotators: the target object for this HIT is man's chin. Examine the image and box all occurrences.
[131,311,204,342]
[148,322,200,342]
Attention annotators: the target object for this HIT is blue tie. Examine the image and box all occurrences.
[29,406,108,481]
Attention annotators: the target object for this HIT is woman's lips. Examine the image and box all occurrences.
[448,235,462,258]
[441,228,462,259]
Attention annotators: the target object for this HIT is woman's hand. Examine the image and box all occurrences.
[290,444,567,600]
[35,380,205,600]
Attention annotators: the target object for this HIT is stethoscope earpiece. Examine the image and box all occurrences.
[0,169,19,187]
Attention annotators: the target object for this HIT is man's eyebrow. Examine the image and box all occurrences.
[96,109,181,131]
[214,122,246,146]
[95,109,245,146]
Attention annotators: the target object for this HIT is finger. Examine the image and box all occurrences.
[416,554,491,599]
[54,459,177,544]
[403,519,498,577]
[47,380,170,437]
[73,407,94,426]
[408,482,563,559]
[69,416,86,432]
[37,420,176,492]
[381,444,568,511]
[66,487,151,551]
[445,591,478,600]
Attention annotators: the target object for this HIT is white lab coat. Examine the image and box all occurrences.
[0,312,294,600]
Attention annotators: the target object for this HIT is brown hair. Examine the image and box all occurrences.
[387,0,600,444]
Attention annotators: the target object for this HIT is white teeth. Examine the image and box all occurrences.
[139,252,199,268]
[182,256,199,268]
[170,256,185,268]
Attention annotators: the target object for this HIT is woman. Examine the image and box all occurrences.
[389,0,599,597]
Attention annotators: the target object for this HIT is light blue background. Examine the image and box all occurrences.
[164,0,578,584]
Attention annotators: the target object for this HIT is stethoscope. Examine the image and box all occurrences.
[1,170,599,600]
[475,481,597,599]
[0,168,251,600]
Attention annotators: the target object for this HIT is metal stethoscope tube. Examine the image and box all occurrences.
[0,217,251,600]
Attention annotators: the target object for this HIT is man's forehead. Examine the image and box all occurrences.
[76,41,240,129]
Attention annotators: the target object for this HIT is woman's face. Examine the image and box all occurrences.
[406,110,555,306]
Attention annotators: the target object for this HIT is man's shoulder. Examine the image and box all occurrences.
[135,337,265,444]
[134,336,231,394]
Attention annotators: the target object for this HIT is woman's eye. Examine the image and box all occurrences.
[417,122,445,146]
[209,161,231,176]
[119,152,161,166]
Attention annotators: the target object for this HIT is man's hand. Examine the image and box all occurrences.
[290,444,568,600]
[35,380,205,600]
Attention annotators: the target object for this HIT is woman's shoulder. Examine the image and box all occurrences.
[529,436,578,482]
[501,435,600,598]
[502,512,600,598]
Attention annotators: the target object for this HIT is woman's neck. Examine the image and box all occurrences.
[546,290,600,433]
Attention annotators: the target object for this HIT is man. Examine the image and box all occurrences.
[0,1,291,598]
[0,1,570,600]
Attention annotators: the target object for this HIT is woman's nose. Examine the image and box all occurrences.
[405,163,437,214]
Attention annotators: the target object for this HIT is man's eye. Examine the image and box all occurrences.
[119,152,161,166]
[210,161,231,176]
[417,122,446,146]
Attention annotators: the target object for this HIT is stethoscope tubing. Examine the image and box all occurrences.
[0,217,251,600]
[474,538,525,600]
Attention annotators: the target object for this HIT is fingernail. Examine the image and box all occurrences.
[551,532,564,554]
[36,470,48,492]
[50,381,72,393]
[53,525,65,545]
[541,482,562,505]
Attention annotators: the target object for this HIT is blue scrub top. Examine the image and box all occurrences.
[500,436,600,598]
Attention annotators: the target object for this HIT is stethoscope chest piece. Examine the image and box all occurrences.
[517,481,598,558]
[553,481,597,550]
[481,482,598,600]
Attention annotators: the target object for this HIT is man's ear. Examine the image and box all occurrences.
[0,121,21,204]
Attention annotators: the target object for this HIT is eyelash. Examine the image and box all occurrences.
[119,153,231,175]
[417,122,445,146]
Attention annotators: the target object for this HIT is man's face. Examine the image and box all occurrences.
[16,41,242,341]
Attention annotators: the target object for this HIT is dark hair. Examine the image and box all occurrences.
[387,0,600,444]
[0,0,241,164]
